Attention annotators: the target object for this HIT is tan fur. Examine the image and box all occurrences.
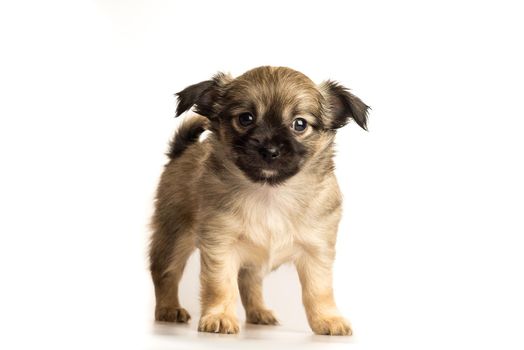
[149,67,368,336]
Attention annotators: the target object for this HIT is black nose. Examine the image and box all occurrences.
[259,146,280,161]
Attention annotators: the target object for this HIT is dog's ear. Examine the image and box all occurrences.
[320,80,370,130]
[175,72,231,118]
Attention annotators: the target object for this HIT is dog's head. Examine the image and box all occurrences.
[175,66,369,185]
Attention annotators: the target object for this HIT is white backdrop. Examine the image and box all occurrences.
[1,1,523,349]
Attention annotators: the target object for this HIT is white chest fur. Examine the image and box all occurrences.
[235,183,302,269]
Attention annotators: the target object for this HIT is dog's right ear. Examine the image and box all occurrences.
[319,80,370,131]
[175,72,231,118]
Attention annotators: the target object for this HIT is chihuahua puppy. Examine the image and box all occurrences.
[149,66,369,335]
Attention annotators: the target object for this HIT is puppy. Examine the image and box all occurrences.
[149,66,369,335]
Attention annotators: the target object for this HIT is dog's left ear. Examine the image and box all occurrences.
[320,80,370,130]
[175,72,231,119]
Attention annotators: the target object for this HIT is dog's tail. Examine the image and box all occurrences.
[167,115,209,159]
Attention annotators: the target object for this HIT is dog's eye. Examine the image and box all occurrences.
[292,118,308,132]
[238,113,255,127]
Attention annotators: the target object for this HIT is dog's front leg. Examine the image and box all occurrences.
[295,248,352,336]
[198,245,240,334]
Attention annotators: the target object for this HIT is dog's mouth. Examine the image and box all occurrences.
[234,157,300,185]
[231,141,305,185]
[260,168,279,178]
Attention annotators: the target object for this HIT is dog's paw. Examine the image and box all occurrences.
[198,313,240,334]
[246,308,279,325]
[155,307,191,323]
[310,316,352,336]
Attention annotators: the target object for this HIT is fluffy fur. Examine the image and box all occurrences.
[149,66,369,335]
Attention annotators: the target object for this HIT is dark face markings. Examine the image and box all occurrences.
[221,95,311,185]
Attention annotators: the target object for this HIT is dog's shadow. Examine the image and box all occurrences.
[151,321,355,347]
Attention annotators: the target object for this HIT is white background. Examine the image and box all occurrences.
[1,1,523,349]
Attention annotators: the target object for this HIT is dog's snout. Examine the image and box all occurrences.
[250,137,262,145]
[259,145,281,161]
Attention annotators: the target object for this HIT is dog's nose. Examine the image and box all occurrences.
[259,145,280,161]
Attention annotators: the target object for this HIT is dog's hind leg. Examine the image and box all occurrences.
[238,268,279,325]
[150,226,195,323]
